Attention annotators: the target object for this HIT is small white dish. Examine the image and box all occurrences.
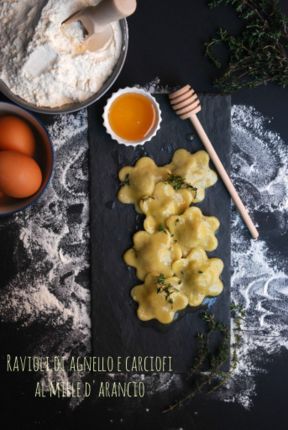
[103,87,162,147]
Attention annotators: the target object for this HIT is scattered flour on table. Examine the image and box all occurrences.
[0,110,90,407]
[0,0,122,107]
[0,95,288,409]
[220,105,288,408]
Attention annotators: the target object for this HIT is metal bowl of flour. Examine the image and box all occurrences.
[0,20,129,115]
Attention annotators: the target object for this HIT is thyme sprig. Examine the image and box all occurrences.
[155,274,179,306]
[206,0,288,92]
[158,224,167,232]
[167,174,197,196]
[163,302,245,413]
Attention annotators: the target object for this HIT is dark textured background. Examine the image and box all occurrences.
[1,0,288,429]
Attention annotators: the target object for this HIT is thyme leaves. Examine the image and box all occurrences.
[163,302,245,413]
[155,274,179,306]
[206,0,288,92]
[167,174,198,196]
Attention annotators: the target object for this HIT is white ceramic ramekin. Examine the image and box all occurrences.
[103,87,162,147]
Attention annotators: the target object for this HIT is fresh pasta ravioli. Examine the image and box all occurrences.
[166,207,219,256]
[118,149,217,212]
[124,231,182,281]
[139,182,193,234]
[119,148,223,324]
[118,157,170,212]
[131,274,188,324]
[172,247,224,307]
[166,149,217,202]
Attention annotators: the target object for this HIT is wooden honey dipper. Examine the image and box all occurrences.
[169,85,259,240]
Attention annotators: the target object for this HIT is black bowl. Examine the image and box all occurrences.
[0,102,54,216]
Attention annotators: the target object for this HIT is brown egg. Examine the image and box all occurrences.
[0,151,42,198]
[0,189,7,204]
[0,115,35,157]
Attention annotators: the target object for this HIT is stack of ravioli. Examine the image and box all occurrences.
[118,149,224,324]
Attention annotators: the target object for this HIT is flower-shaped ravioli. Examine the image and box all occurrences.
[139,182,194,234]
[166,149,217,202]
[167,207,219,256]
[118,157,170,212]
[124,231,182,280]
[131,274,188,324]
[173,247,224,307]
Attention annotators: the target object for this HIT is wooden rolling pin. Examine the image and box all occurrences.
[169,85,259,240]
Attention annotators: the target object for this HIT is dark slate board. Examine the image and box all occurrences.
[89,94,231,372]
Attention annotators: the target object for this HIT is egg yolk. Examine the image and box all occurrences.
[108,93,157,142]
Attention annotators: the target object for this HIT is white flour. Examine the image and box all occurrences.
[0,93,287,410]
[0,0,122,107]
